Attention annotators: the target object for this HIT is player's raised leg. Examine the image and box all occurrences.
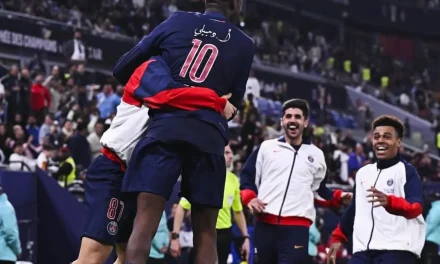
[74,154,128,264]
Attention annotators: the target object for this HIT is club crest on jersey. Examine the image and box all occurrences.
[387,179,394,186]
[308,156,314,162]
[107,221,118,235]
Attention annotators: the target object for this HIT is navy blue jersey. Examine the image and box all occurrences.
[113,11,255,154]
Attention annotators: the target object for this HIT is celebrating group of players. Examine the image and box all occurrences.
[71,0,426,264]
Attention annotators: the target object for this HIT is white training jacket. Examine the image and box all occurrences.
[240,137,334,225]
[100,100,149,163]
[335,155,425,257]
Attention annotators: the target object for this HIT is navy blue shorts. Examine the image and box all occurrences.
[81,154,135,245]
[350,250,416,264]
[122,137,226,208]
[254,222,309,264]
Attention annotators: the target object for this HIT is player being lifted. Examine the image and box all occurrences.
[112,0,255,264]
[74,56,235,264]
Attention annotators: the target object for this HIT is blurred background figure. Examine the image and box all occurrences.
[0,184,21,264]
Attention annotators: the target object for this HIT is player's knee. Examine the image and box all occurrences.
[115,243,126,263]
[77,237,113,264]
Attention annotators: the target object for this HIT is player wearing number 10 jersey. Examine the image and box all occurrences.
[112,0,254,263]
[74,57,230,264]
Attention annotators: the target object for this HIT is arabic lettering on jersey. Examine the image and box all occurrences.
[194,24,231,42]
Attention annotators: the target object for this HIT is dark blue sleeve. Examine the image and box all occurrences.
[404,163,423,205]
[339,184,356,237]
[229,42,255,108]
[112,14,179,84]
[240,146,260,194]
[317,174,334,200]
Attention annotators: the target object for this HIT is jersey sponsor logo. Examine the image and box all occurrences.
[107,221,118,235]
[387,179,393,186]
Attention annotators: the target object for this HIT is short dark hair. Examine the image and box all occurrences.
[282,99,309,119]
[372,115,405,138]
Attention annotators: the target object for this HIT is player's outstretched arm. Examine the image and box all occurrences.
[311,153,352,208]
[314,178,352,208]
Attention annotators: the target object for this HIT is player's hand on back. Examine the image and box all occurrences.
[221,93,237,120]
[326,242,341,264]
[248,198,267,214]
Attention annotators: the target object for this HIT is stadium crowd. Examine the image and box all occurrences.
[2,0,440,126]
[0,0,440,264]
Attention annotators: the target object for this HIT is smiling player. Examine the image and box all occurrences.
[240,99,350,263]
[327,115,425,264]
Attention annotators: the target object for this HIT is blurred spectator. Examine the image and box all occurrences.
[52,146,76,187]
[87,121,104,159]
[2,65,28,123]
[8,141,36,172]
[38,114,54,145]
[37,143,55,172]
[245,70,261,99]
[96,84,121,119]
[348,143,367,177]
[420,192,440,264]
[63,30,87,64]
[30,74,51,124]
[27,54,46,76]
[333,143,350,184]
[25,114,40,147]
[0,184,22,263]
[67,123,91,169]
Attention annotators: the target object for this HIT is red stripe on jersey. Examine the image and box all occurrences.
[257,213,312,227]
[144,86,226,113]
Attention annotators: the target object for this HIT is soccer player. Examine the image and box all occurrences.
[240,99,351,264]
[169,145,250,264]
[74,57,234,264]
[327,115,425,264]
[112,1,255,264]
